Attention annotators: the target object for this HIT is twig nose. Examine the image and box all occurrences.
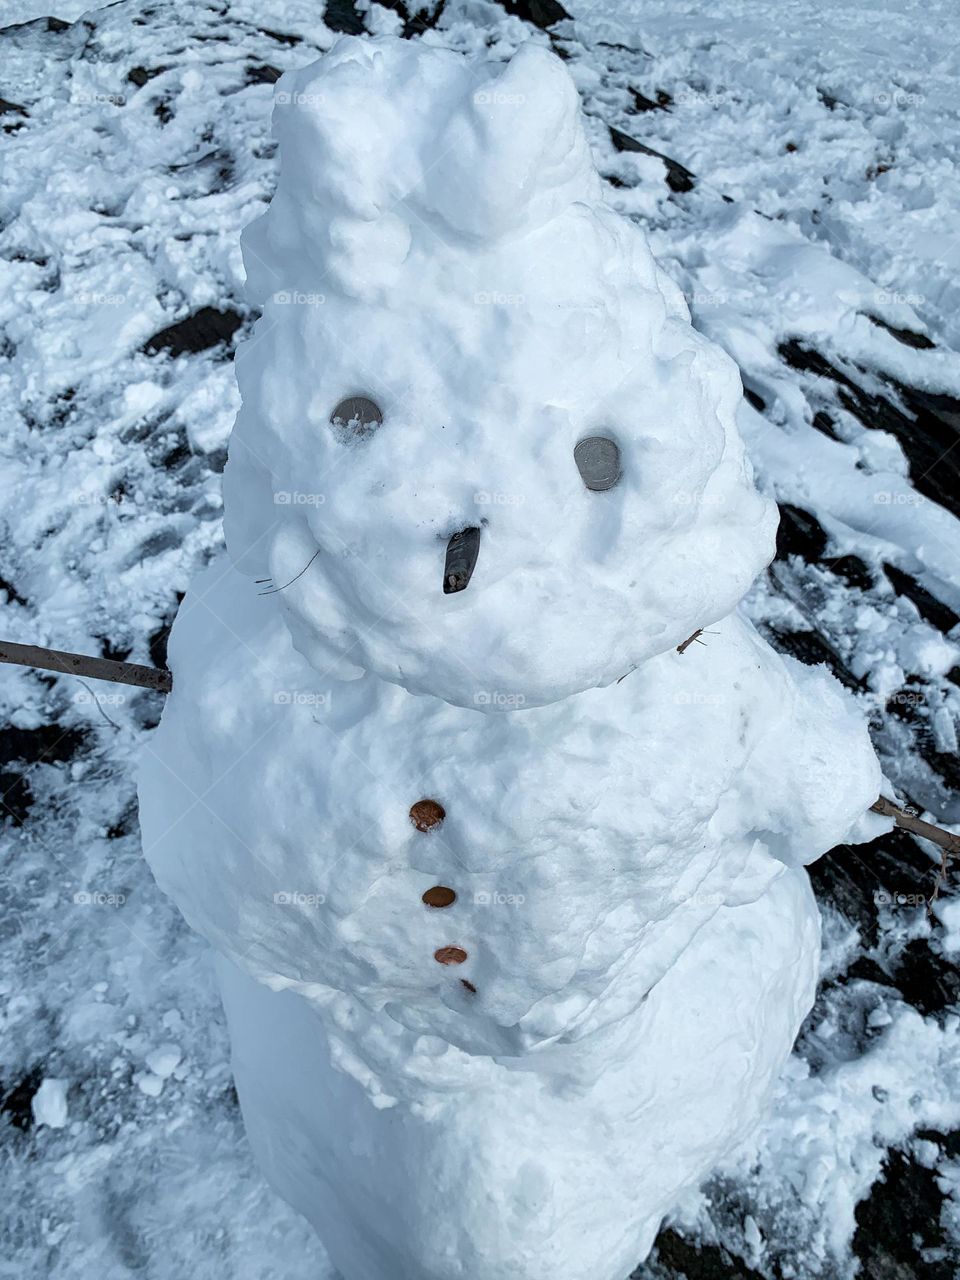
[443,527,481,594]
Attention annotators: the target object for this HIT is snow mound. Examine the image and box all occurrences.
[216,868,818,1280]
[223,36,777,710]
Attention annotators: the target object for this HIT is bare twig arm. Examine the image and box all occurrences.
[676,629,703,654]
[0,640,172,693]
[871,795,960,858]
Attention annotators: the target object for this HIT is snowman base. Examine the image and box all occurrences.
[216,865,818,1280]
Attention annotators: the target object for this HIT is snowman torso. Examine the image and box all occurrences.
[145,558,876,1080]
[141,555,874,1276]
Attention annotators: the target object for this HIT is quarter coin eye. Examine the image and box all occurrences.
[574,436,621,491]
[330,396,383,436]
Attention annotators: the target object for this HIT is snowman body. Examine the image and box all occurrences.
[138,37,881,1280]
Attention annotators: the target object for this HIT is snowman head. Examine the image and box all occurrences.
[224,36,776,710]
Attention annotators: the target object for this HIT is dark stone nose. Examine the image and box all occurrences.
[443,527,481,594]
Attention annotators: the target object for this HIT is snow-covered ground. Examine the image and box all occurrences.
[0,1,958,1277]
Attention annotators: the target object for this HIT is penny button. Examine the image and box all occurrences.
[422,886,456,908]
[410,799,445,832]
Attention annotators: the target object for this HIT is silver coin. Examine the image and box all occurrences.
[574,436,621,491]
[330,396,383,436]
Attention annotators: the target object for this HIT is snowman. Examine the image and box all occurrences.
[138,37,883,1280]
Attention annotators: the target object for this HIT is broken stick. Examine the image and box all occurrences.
[0,640,172,693]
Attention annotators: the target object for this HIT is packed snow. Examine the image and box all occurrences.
[2,1,959,1278]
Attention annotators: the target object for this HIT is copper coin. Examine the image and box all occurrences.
[422,885,457,908]
[434,946,468,965]
[410,799,445,832]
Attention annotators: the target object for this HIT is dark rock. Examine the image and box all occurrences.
[853,1148,957,1280]
[881,679,960,794]
[765,626,862,690]
[628,87,671,113]
[323,0,366,35]
[168,147,235,193]
[207,447,228,474]
[375,0,448,37]
[640,1229,764,1280]
[882,563,960,634]
[778,339,960,519]
[0,771,32,827]
[842,955,896,986]
[258,27,302,45]
[916,1127,960,1159]
[0,1067,43,1131]
[498,0,570,29]
[811,408,841,440]
[147,593,184,671]
[893,938,960,1018]
[0,724,88,771]
[798,969,898,1076]
[0,724,88,826]
[829,554,875,591]
[609,125,695,193]
[98,635,133,663]
[0,98,27,117]
[158,431,192,470]
[775,503,829,563]
[742,384,766,412]
[596,39,652,57]
[142,306,244,357]
[127,65,166,88]
[809,827,936,946]
[106,798,139,840]
[0,572,28,607]
[245,64,281,85]
[865,312,935,350]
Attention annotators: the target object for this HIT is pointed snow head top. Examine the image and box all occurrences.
[224,37,776,711]
[245,36,600,272]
